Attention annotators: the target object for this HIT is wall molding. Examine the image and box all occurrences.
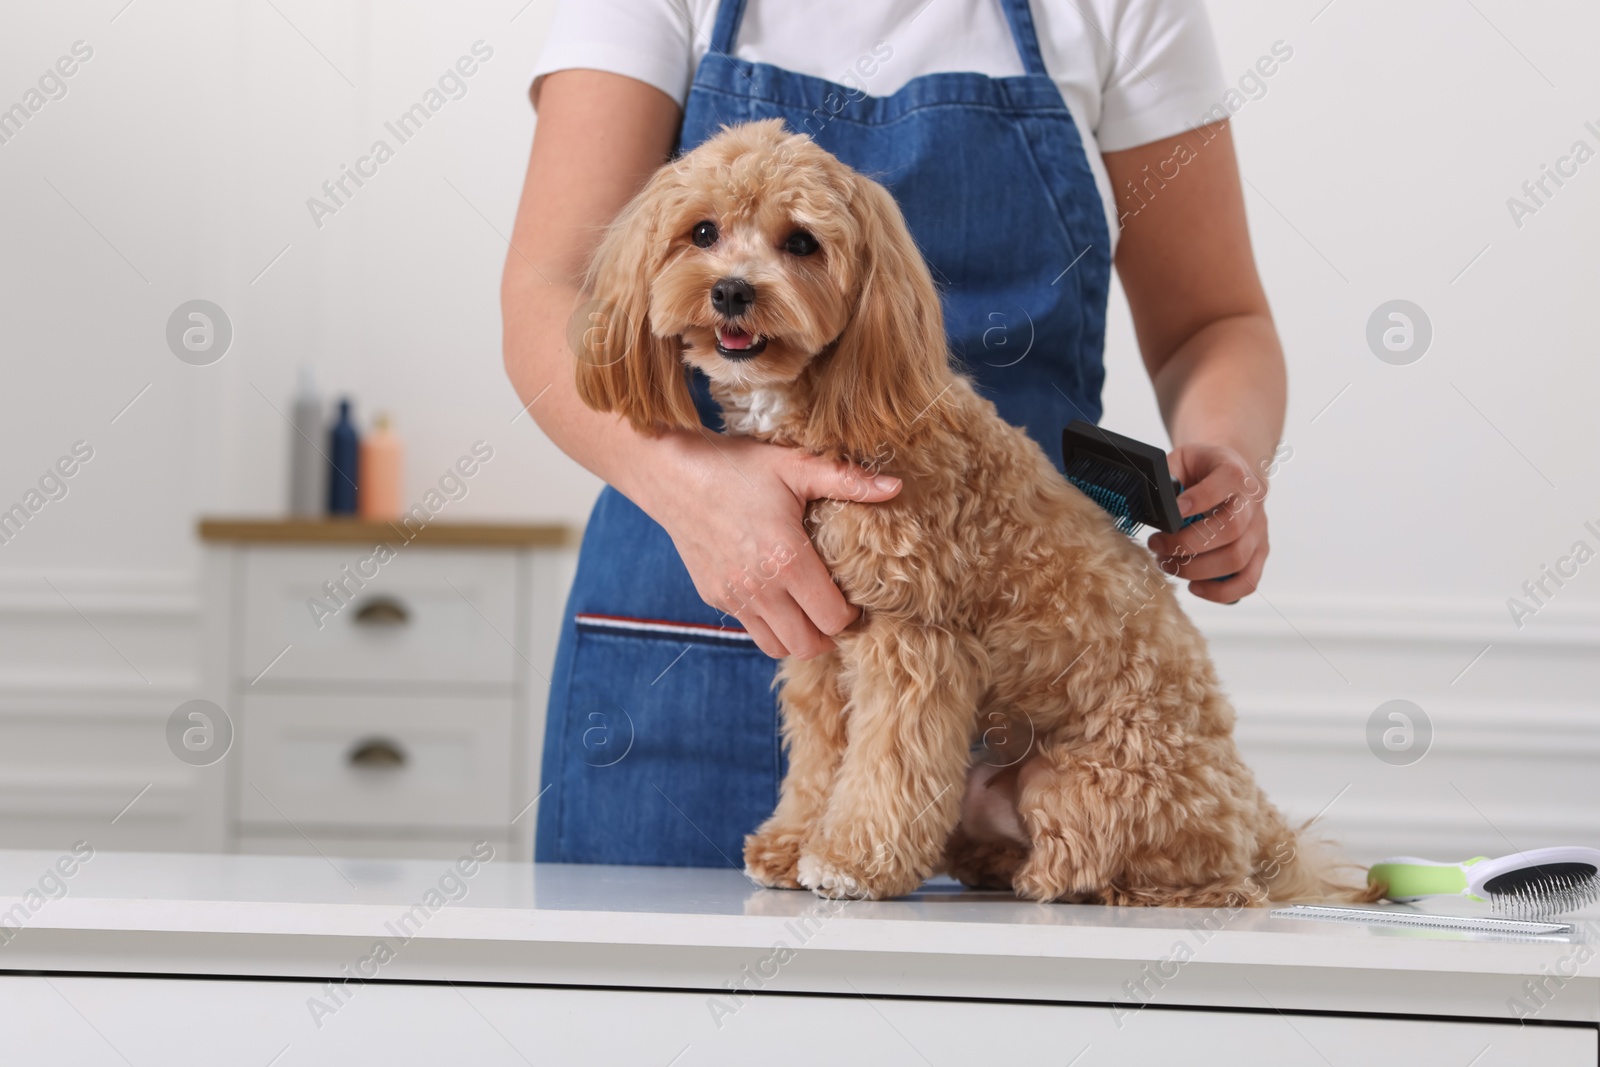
[1187,593,1600,648]
[0,571,1590,862]
[1232,698,1600,756]
[0,569,205,848]
[0,768,193,820]
[1,571,1590,636]
[0,569,197,617]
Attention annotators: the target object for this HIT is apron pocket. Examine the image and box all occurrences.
[548,615,782,867]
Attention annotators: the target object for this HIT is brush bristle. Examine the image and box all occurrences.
[1485,864,1600,919]
[1065,455,1148,535]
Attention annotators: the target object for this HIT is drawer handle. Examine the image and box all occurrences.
[348,737,407,768]
[353,597,410,626]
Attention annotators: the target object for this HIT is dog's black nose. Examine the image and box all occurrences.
[710,277,756,318]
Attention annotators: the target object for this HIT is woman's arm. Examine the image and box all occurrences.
[1103,120,1286,604]
[500,71,681,499]
[501,70,899,657]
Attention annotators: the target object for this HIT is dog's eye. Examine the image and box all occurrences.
[783,230,819,257]
[691,220,719,248]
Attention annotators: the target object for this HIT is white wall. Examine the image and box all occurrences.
[1104,0,1600,609]
[1098,0,1600,859]
[1,0,1597,862]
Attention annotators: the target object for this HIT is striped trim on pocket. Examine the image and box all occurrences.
[574,613,755,646]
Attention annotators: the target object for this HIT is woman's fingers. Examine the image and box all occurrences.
[1152,466,1247,562]
[1174,529,1257,581]
[754,451,894,651]
[1150,445,1271,601]
[1187,541,1267,604]
[784,544,860,636]
[1149,497,1250,565]
[1154,441,1275,603]
[734,612,789,659]
[784,453,901,504]
[714,538,854,658]
[716,541,843,659]
[662,438,900,661]
[758,588,836,660]
[1173,460,1247,520]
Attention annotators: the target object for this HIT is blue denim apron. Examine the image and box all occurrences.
[535,0,1111,867]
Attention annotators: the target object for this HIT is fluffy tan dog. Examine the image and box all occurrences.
[573,119,1374,907]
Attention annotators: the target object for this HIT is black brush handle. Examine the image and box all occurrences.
[1061,420,1184,533]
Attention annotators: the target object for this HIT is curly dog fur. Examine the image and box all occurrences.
[571,119,1376,907]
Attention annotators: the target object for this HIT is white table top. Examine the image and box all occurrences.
[4,850,1597,1020]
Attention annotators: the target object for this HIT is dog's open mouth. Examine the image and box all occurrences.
[715,326,768,360]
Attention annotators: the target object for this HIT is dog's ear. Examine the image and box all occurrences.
[573,173,701,434]
[800,175,953,459]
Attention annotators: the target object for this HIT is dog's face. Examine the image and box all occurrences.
[644,129,858,392]
[575,119,952,456]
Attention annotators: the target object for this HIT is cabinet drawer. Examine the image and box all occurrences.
[239,546,519,686]
[236,694,514,831]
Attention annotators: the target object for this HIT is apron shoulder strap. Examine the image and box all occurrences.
[708,0,748,57]
[711,1,1047,79]
[997,0,1051,77]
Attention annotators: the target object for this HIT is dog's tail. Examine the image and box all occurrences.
[1253,793,1384,905]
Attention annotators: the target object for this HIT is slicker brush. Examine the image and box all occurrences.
[1368,846,1600,919]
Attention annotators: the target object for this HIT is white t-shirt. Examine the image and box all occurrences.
[531,0,1227,244]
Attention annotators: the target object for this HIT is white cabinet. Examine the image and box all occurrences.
[200,518,575,861]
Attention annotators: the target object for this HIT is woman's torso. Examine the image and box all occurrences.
[679,0,1115,463]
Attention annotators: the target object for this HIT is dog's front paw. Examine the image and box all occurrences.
[796,841,924,901]
[795,854,869,899]
[743,827,807,889]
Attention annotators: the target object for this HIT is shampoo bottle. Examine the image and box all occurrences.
[287,367,324,517]
[359,413,404,521]
[327,398,360,515]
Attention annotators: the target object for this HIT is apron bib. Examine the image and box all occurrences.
[536,0,1111,866]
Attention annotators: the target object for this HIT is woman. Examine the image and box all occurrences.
[502,0,1285,868]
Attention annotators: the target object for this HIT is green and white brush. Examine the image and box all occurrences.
[1368,846,1600,919]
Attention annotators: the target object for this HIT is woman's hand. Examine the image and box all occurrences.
[1147,442,1269,604]
[635,432,902,659]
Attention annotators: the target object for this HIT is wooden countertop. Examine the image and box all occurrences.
[197,517,576,547]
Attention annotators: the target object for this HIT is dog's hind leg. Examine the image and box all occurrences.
[942,825,1027,890]
[1008,739,1126,903]
[1011,728,1263,906]
[1099,880,1262,909]
[798,625,987,900]
[744,652,849,889]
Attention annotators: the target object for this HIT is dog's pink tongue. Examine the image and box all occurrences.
[718,327,754,350]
